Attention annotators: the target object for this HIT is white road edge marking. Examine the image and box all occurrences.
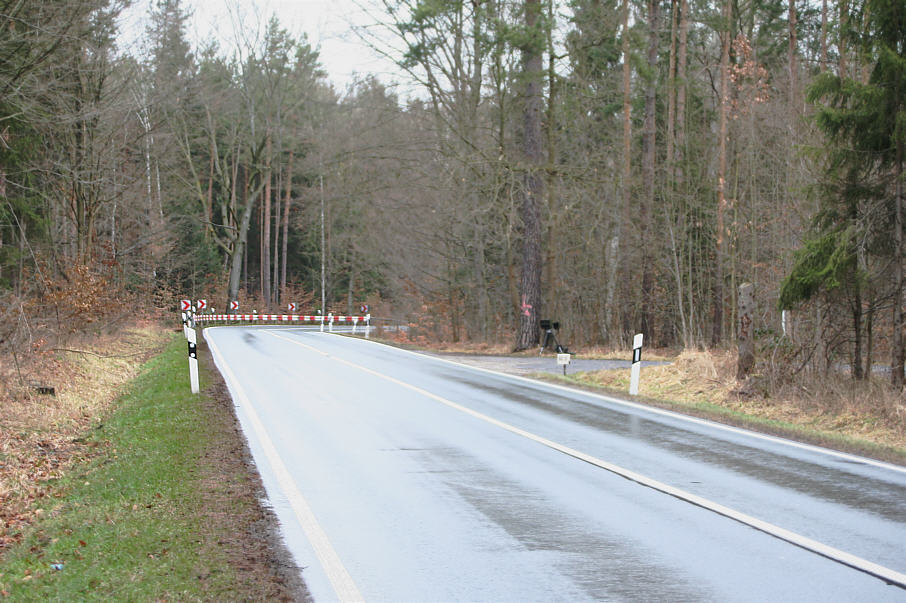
[205,329,364,603]
[352,333,906,475]
[268,329,906,589]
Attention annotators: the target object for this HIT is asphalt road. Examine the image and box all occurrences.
[204,326,906,602]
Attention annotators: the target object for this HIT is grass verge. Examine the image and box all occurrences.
[0,333,305,601]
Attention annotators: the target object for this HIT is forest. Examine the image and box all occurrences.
[1,0,904,390]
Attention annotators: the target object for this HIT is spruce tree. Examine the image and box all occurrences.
[789,0,906,386]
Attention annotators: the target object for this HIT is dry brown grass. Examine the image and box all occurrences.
[575,348,906,453]
[419,341,529,355]
[0,322,171,555]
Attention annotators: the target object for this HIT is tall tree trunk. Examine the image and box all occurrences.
[272,175,281,306]
[347,269,355,317]
[641,0,659,342]
[820,0,828,72]
[666,0,678,171]
[515,0,545,351]
[891,13,904,387]
[205,142,214,240]
[243,166,249,294]
[258,191,264,299]
[320,171,326,314]
[839,0,849,78]
[229,179,265,305]
[853,285,864,380]
[281,150,294,301]
[816,300,828,374]
[893,136,904,388]
[619,0,632,344]
[262,133,272,307]
[229,205,253,306]
[788,0,798,111]
[866,288,875,378]
[676,0,688,184]
[17,221,25,297]
[713,0,732,346]
[674,0,690,345]
[544,0,558,320]
[737,282,755,379]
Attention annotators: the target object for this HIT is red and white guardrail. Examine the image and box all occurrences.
[192,313,371,333]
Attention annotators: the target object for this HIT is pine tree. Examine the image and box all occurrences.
[515,0,545,351]
[791,0,906,386]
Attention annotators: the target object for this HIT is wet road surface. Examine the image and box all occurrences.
[204,326,906,602]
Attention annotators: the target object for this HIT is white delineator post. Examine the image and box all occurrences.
[187,325,199,394]
[629,333,643,396]
[365,313,371,339]
[328,312,334,332]
[557,353,571,376]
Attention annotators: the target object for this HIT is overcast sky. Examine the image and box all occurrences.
[119,0,402,93]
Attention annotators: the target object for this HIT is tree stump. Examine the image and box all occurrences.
[737,283,755,380]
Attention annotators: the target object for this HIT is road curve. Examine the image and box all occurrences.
[204,326,906,602]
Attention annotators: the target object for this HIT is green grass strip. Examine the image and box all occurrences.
[0,336,246,601]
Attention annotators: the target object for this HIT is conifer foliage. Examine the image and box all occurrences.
[787,0,906,386]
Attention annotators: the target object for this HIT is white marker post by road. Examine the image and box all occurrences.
[629,333,643,396]
[187,326,199,394]
[557,353,571,376]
